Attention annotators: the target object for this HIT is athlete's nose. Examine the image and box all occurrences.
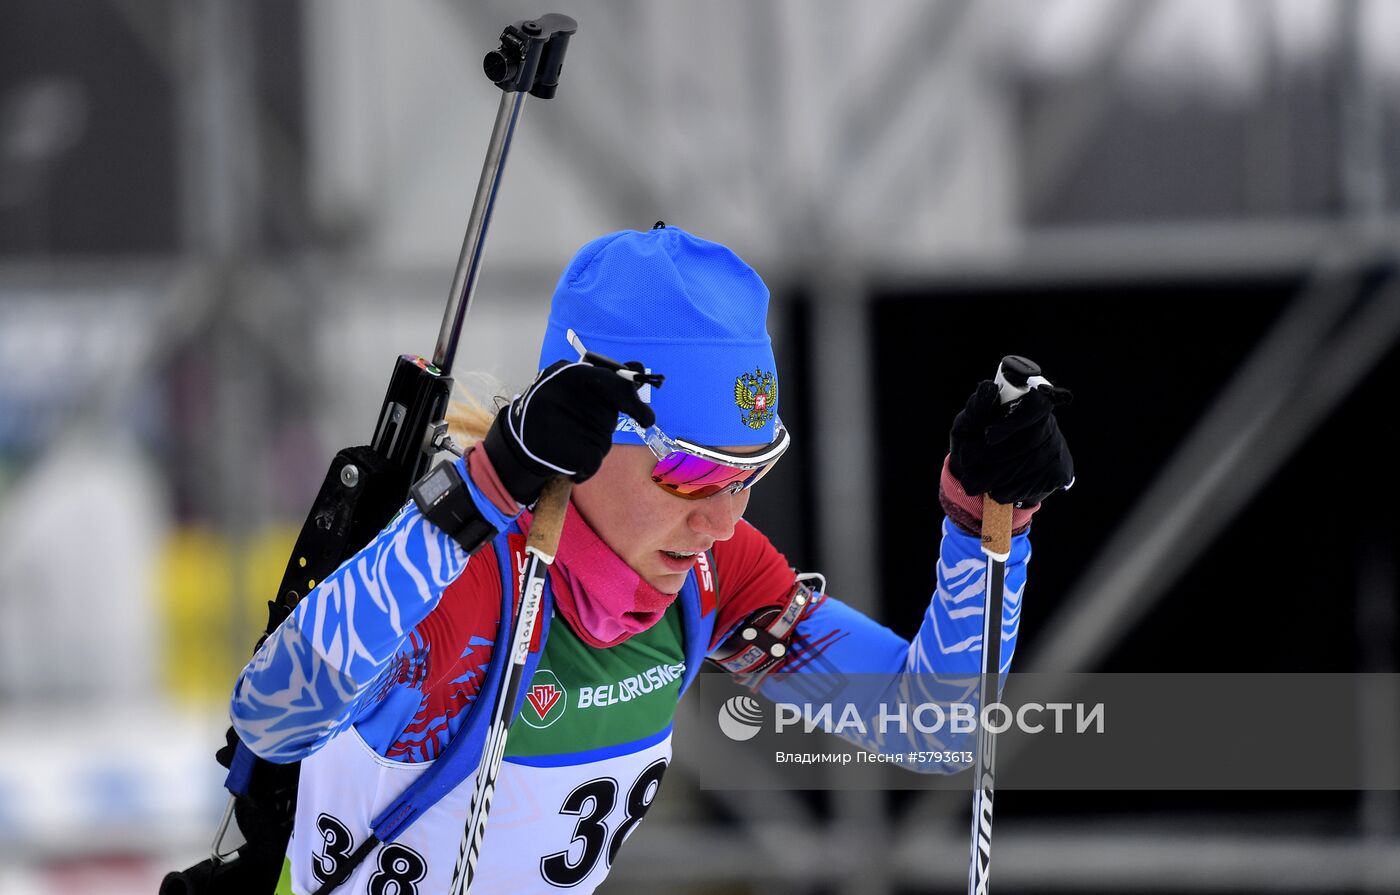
[687,488,748,541]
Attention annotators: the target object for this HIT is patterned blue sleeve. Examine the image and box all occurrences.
[229,456,513,763]
[760,517,1031,773]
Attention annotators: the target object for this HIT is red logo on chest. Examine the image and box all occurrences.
[526,683,562,718]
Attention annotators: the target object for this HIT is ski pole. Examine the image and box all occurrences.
[446,336,662,893]
[448,475,569,895]
[967,355,1051,895]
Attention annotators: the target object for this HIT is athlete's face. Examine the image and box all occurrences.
[572,444,752,594]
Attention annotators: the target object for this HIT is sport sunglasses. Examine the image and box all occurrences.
[564,328,789,500]
[629,416,790,500]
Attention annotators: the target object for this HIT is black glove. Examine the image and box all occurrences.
[483,359,656,506]
[949,380,1074,507]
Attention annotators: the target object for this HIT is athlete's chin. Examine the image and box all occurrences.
[645,569,690,595]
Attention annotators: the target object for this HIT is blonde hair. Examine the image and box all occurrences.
[445,371,513,447]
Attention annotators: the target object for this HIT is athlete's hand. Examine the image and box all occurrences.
[949,379,1074,507]
[483,360,656,506]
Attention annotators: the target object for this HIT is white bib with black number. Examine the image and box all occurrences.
[285,726,672,895]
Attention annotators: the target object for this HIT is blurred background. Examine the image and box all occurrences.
[2,0,1399,892]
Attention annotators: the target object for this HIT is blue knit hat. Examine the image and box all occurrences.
[538,225,779,448]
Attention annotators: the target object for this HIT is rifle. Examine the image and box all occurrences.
[160,14,578,894]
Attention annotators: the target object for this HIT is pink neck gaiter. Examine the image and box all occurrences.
[524,504,678,649]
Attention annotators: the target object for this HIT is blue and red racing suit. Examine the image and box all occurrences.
[230,454,1030,895]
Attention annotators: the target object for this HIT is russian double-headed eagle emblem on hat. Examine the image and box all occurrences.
[735,369,778,429]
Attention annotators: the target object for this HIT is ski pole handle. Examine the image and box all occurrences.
[980,497,1014,562]
[991,354,1051,406]
[979,355,1049,562]
[522,339,655,558]
[527,476,572,560]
